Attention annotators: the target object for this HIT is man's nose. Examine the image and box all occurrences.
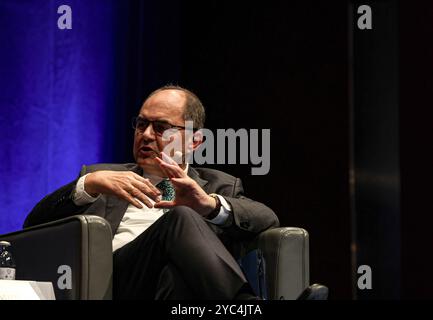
[141,123,156,140]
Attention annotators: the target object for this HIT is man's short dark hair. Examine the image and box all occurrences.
[147,85,206,129]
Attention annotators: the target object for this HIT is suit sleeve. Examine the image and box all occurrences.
[22,166,91,228]
[220,178,279,240]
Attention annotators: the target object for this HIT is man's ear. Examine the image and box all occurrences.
[192,130,203,151]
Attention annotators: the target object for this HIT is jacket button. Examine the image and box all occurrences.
[240,221,250,229]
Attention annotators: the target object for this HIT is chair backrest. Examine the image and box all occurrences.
[0,215,113,300]
[241,227,310,300]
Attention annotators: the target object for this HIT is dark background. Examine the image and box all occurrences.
[400,1,433,299]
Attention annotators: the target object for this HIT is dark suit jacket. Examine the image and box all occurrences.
[23,163,279,258]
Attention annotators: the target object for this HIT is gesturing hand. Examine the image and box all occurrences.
[153,153,217,217]
[84,170,162,209]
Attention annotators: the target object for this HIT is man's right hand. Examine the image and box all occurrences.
[84,171,162,209]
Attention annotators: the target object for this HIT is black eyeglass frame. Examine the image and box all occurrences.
[132,116,197,136]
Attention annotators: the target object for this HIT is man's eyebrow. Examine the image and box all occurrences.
[138,115,171,124]
[155,119,171,123]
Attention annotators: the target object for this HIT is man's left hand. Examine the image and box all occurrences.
[153,152,217,217]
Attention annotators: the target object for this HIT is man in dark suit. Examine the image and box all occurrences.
[23,85,279,299]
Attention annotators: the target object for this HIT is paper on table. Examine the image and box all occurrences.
[0,280,55,300]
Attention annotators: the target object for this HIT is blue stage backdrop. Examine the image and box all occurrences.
[0,0,129,234]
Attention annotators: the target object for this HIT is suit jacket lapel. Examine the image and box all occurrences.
[187,166,208,189]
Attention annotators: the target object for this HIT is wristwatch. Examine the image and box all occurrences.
[207,193,222,220]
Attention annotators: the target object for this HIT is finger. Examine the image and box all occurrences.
[154,157,174,178]
[131,176,161,195]
[119,189,144,209]
[155,157,177,178]
[169,177,190,187]
[172,151,183,165]
[153,200,176,209]
[161,152,178,165]
[129,187,154,208]
[159,162,182,177]
[131,180,161,200]
[157,159,185,178]
[161,152,186,174]
[130,172,148,182]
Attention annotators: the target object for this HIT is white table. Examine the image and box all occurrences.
[0,280,55,300]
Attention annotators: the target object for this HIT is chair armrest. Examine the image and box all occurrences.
[257,227,309,300]
[0,215,113,300]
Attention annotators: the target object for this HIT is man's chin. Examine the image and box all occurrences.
[136,157,163,175]
[137,156,157,166]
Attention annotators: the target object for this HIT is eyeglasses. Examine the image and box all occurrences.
[132,116,187,136]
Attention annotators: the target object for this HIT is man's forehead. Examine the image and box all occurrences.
[141,89,186,112]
